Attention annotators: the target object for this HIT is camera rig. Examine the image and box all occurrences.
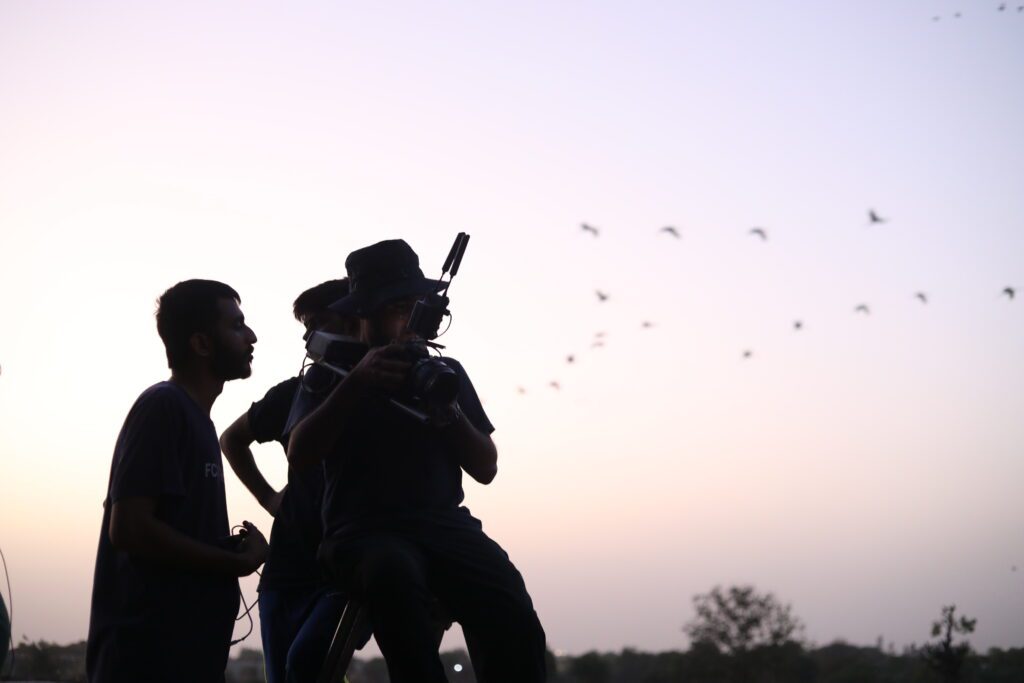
[303,233,471,424]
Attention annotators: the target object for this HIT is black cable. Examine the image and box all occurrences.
[0,544,14,678]
[230,585,256,646]
[228,526,258,646]
[436,311,454,339]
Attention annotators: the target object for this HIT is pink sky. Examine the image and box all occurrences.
[1,0,1022,655]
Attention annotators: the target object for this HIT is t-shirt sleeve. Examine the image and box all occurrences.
[109,388,187,503]
[247,377,300,445]
[445,358,494,436]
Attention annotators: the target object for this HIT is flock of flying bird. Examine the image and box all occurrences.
[514,210,1017,396]
[932,3,1024,20]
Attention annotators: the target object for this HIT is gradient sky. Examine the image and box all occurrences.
[1,0,1022,658]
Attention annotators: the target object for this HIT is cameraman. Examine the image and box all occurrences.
[288,240,547,683]
[87,280,269,683]
[220,279,358,683]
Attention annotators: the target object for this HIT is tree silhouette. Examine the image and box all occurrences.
[684,584,805,654]
[921,604,976,683]
[684,585,807,683]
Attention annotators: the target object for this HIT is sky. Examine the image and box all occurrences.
[1,0,1022,658]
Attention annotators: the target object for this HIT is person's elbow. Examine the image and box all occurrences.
[218,416,249,460]
[470,442,499,485]
[474,462,498,485]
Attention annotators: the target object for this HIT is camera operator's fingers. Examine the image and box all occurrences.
[374,358,413,374]
[370,369,407,392]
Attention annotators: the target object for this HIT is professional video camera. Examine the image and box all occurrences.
[304,233,471,424]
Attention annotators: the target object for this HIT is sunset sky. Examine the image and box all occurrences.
[1,0,1022,657]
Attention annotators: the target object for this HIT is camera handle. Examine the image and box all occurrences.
[312,358,430,424]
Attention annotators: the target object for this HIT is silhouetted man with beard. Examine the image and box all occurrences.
[87,279,268,683]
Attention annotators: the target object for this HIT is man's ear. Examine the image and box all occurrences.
[189,331,214,359]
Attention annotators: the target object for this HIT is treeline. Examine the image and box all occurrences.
[5,587,1019,682]
[4,640,1023,682]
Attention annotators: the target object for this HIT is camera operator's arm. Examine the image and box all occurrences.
[288,345,411,470]
[110,498,267,577]
[220,414,284,516]
[439,411,498,485]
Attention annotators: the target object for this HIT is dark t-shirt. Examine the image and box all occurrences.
[86,382,239,683]
[321,357,494,538]
[246,376,326,591]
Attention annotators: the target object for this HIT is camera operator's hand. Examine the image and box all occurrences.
[347,343,412,395]
[236,521,268,576]
[428,399,464,429]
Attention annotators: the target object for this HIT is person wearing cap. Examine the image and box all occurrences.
[288,240,547,682]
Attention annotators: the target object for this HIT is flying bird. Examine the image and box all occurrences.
[793,320,803,331]
[516,386,526,395]
[591,340,605,349]
[998,2,1006,10]
[1002,287,1015,300]
[742,350,753,359]
[593,331,606,338]
[659,226,680,239]
[580,223,600,237]
[855,304,871,315]
[915,292,928,304]
[595,290,610,302]
[566,354,575,364]
[641,321,654,329]
[549,381,561,391]
[868,209,886,224]
[749,227,768,241]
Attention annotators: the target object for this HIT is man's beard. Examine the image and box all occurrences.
[210,343,251,381]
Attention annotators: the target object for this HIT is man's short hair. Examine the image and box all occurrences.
[292,279,349,323]
[155,279,241,371]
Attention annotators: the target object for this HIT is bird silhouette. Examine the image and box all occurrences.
[954,12,961,17]
[591,340,605,349]
[641,321,654,329]
[659,226,680,239]
[868,209,886,224]
[998,2,1006,10]
[593,331,606,338]
[549,381,561,390]
[932,15,941,20]
[580,223,600,237]
[516,386,526,395]
[793,320,803,331]
[749,227,768,241]
[855,304,871,315]
[566,354,575,364]
[595,290,610,302]
[742,349,753,359]
[915,292,928,304]
[1002,287,1015,300]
